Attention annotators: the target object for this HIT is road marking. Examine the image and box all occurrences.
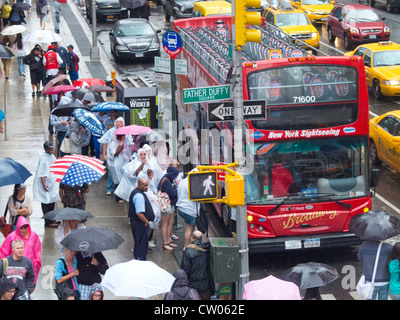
[374,192,400,216]
[394,101,400,105]
[321,293,336,300]
[369,111,379,117]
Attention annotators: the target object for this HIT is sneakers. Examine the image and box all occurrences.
[106,191,112,196]
[148,240,156,248]
[37,90,41,95]
[32,92,36,97]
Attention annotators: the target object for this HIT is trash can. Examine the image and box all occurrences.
[209,237,240,283]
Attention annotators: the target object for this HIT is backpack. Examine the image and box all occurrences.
[53,258,80,300]
[62,185,84,207]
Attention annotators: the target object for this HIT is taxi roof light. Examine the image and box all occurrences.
[378,41,393,46]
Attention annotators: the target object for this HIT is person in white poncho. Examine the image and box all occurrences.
[33,141,60,228]
[98,117,132,198]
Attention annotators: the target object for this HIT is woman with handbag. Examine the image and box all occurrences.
[23,45,44,96]
[158,166,180,251]
[7,183,32,229]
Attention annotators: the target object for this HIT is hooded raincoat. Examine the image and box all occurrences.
[115,148,151,202]
[164,269,201,300]
[0,216,42,284]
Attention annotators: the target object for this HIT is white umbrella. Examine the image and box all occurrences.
[23,29,62,43]
[1,25,27,36]
[101,259,175,298]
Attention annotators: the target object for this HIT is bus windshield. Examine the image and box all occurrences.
[246,137,368,204]
[248,65,358,106]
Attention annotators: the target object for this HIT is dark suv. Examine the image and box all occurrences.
[327,3,390,50]
[85,0,128,21]
[163,0,197,21]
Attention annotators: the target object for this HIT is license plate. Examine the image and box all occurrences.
[304,238,320,248]
[285,240,302,250]
[135,53,144,57]
[369,34,377,39]
[107,15,114,18]
[321,17,327,21]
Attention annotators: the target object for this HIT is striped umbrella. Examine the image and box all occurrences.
[49,155,106,187]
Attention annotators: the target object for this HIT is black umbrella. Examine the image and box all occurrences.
[51,102,91,117]
[349,210,400,241]
[0,158,32,187]
[12,2,31,11]
[60,227,125,253]
[280,262,340,290]
[0,44,15,59]
[42,207,94,221]
[71,88,104,103]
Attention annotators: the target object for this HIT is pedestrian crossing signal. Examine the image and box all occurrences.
[188,171,218,201]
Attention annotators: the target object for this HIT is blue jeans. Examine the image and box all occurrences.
[370,284,389,300]
[17,57,25,76]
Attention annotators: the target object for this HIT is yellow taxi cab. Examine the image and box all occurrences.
[262,0,320,49]
[370,110,400,171]
[344,41,400,99]
[290,0,334,23]
[192,1,231,17]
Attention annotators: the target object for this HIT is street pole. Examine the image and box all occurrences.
[231,1,249,300]
[170,57,177,160]
[90,0,100,60]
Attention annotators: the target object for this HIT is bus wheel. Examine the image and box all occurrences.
[370,140,381,165]
[373,79,383,100]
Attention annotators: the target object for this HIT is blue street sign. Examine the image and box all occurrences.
[162,30,182,58]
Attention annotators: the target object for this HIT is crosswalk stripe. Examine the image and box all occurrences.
[321,294,336,300]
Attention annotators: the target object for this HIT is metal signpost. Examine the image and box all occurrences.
[162,30,183,159]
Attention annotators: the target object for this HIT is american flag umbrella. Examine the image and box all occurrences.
[49,155,106,187]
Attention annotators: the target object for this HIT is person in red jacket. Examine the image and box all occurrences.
[43,44,63,83]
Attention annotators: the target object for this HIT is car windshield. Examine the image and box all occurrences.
[302,0,331,5]
[276,13,309,26]
[246,137,368,204]
[115,23,154,36]
[373,50,400,67]
[346,9,381,23]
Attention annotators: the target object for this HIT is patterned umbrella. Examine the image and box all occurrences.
[73,108,105,138]
[91,102,130,112]
[49,155,106,187]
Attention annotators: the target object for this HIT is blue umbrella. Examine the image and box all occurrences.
[73,108,105,138]
[0,158,32,187]
[91,102,130,112]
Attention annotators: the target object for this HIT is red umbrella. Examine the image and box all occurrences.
[44,85,77,95]
[73,78,106,88]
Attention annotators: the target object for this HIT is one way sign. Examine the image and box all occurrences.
[207,100,266,122]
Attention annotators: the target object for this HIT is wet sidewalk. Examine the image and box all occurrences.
[0,2,182,300]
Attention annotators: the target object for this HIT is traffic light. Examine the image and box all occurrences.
[225,172,244,207]
[235,0,262,50]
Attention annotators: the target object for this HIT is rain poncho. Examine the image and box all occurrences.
[107,133,132,184]
[142,144,164,187]
[115,148,152,202]
[69,120,82,155]
[0,216,42,284]
[33,150,60,204]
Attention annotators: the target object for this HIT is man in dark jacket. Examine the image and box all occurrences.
[129,178,155,260]
[180,231,214,300]
[75,251,108,300]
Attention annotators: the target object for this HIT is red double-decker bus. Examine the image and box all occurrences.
[173,16,377,252]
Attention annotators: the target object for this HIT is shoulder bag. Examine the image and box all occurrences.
[0,204,13,238]
[157,178,171,213]
[60,136,70,154]
[356,242,383,300]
